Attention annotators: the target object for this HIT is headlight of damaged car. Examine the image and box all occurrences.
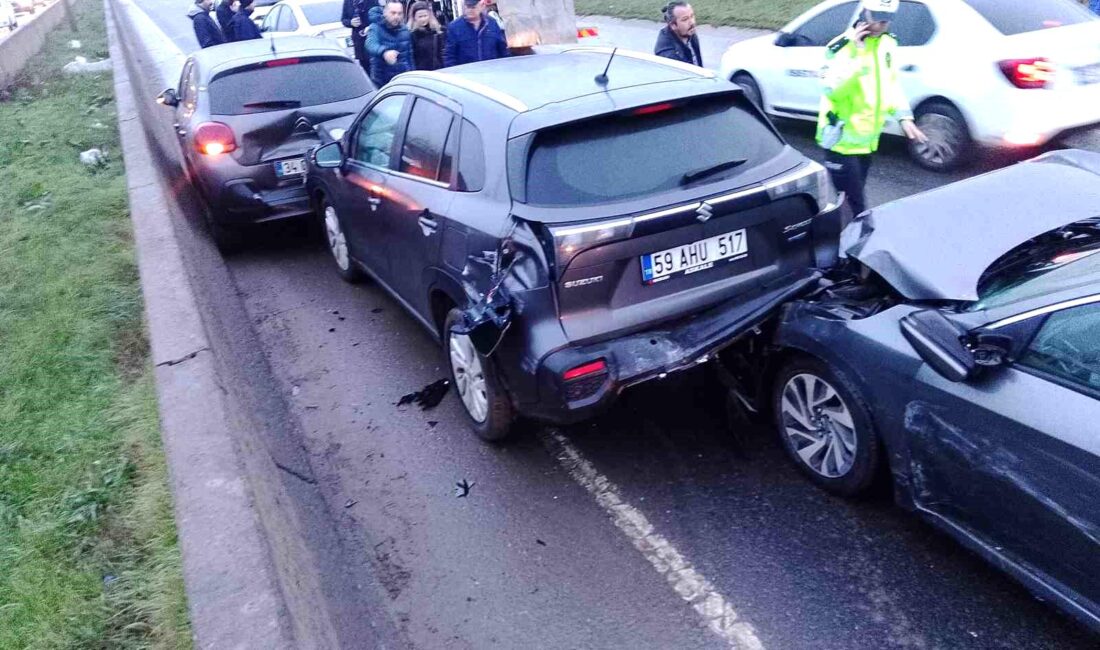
[765,161,840,213]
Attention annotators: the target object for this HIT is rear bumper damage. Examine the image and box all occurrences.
[523,270,823,424]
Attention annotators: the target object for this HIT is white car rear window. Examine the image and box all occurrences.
[962,0,1095,36]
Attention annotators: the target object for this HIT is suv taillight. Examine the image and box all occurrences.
[193,122,237,155]
[998,58,1055,89]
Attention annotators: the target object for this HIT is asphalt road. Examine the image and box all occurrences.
[135,3,1097,647]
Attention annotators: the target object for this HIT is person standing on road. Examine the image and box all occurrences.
[816,0,927,217]
[229,0,262,41]
[342,0,376,77]
[408,1,445,71]
[366,0,414,86]
[188,0,226,49]
[1090,0,1100,16]
[215,0,235,40]
[654,1,702,67]
[443,0,508,67]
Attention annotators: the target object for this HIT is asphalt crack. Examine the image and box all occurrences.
[155,347,209,368]
[274,461,318,485]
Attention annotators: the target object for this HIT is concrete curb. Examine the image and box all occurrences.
[0,0,71,89]
[105,2,295,647]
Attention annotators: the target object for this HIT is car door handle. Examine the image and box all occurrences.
[417,212,438,236]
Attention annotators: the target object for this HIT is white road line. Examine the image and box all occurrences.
[539,428,765,650]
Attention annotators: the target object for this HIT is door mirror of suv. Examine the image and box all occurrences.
[900,309,976,383]
[774,31,794,47]
[156,88,179,108]
[314,141,344,168]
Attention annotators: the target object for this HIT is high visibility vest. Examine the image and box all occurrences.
[816,31,913,155]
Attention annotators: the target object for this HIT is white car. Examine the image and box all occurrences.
[260,0,354,57]
[719,0,1100,171]
[0,0,17,32]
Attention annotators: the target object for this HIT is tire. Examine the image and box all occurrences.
[772,356,880,497]
[444,308,514,442]
[319,197,364,283]
[908,101,972,172]
[732,72,763,111]
[203,206,244,254]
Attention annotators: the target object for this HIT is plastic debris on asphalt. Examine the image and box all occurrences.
[454,479,473,498]
[397,379,449,410]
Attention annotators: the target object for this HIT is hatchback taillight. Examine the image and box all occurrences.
[193,122,237,155]
[998,58,1055,89]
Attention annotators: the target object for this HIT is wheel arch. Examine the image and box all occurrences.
[911,95,974,138]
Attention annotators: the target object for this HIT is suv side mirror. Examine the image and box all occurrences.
[313,141,344,168]
[156,88,179,108]
[774,32,794,47]
[900,309,976,382]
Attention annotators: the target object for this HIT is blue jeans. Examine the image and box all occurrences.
[1091,0,1100,15]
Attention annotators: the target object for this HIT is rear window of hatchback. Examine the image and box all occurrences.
[209,58,372,115]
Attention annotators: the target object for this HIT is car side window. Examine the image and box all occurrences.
[261,6,279,32]
[892,2,936,47]
[281,8,298,31]
[351,95,406,168]
[457,120,485,192]
[399,98,454,182]
[1017,301,1100,394]
[790,2,858,47]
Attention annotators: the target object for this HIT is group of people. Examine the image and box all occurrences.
[652,0,926,217]
[344,0,508,87]
[188,0,260,49]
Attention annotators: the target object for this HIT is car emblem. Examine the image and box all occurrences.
[293,117,315,134]
[696,202,714,223]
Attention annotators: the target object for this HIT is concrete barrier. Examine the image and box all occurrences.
[0,0,72,89]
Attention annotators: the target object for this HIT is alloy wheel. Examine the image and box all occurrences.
[324,205,350,271]
[780,373,857,479]
[449,332,488,423]
[913,113,963,169]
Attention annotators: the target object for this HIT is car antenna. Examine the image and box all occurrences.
[269,37,277,57]
[594,47,618,87]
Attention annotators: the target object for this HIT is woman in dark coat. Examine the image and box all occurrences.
[407,1,444,71]
[229,0,263,41]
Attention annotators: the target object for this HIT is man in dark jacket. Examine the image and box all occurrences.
[215,0,235,40]
[229,0,262,41]
[443,0,507,67]
[342,0,376,76]
[654,1,701,67]
[188,0,226,49]
[366,0,414,86]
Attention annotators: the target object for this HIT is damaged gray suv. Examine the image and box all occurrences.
[306,48,847,439]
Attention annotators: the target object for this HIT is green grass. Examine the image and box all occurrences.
[575,0,819,30]
[0,0,191,647]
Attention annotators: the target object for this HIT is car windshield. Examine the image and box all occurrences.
[208,58,370,115]
[523,93,784,207]
[972,218,1100,310]
[301,1,342,26]
[961,0,1095,35]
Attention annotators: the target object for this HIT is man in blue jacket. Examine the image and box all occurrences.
[366,0,414,86]
[444,0,507,67]
[188,0,226,49]
[228,0,262,41]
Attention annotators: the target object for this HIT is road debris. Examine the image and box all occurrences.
[63,57,112,74]
[454,479,473,498]
[344,499,358,509]
[397,379,449,410]
[79,148,107,167]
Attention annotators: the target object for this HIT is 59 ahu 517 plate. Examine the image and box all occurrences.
[641,229,748,285]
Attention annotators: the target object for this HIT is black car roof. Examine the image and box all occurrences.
[402,48,717,114]
[192,36,352,81]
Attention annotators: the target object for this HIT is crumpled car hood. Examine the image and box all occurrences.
[841,149,1100,302]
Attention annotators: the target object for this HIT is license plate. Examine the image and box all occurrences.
[275,157,306,177]
[641,229,748,285]
[1075,63,1100,85]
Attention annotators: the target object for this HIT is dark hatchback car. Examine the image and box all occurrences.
[306,48,848,439]
[726,150,1100,631]
[156,37,373,251]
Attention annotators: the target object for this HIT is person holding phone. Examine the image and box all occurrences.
[817,0,927,217]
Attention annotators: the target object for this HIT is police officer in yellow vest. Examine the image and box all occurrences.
[817,0,928,216]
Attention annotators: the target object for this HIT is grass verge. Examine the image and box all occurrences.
[574,0,818,30]
[0,0,191,648]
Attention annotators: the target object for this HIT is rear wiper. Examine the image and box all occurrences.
[680,159,748,185]
[242,100,302,109]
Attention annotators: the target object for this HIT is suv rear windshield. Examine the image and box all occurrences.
[209,58,371,115]
[961,0,1094,36]
[523,94,784,207]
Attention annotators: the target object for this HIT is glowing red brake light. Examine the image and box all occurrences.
[633,102,676,116]
[193,122,237,155]
[998,58,1055,89]
[563,359,607,381]
[265,57,301,67]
